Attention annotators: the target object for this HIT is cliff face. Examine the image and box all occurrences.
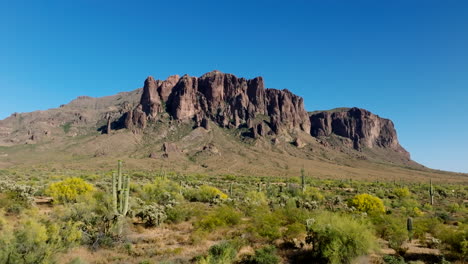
[124,70,310,134]
[310,107,409,157]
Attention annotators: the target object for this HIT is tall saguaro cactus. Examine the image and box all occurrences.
[429,179,434,205]
[112,160,130,216]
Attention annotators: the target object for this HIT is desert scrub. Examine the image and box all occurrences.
[195,205,242,231]
[248,207,283,241]
[53,191,117,248]
[0,215,82,264]
[306,211,377,264]
[141,178,183,204]
[185,185,228,203]
[348,193,385,214]
[372,214,408,252]
[46,177,93,203]
[244,245,280,264]
[196,240,241,264]
[165,202,198,224]
[135,202,167,227]
[433,223,468,260]
[0,182,36,214]
[394,187,411,199]
[300,187,324,201]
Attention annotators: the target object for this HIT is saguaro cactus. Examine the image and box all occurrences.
[407,217,413,242]
[429,179,434,205]
[112,160,130,216]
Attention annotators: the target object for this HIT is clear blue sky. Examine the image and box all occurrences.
[1,0,467,173]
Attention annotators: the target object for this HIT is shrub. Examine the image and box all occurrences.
[244,191,269,207]
[372,215,408,251]
[249,208,283,241]
[349,193,385,214]
[0,217,82,263]
[54,191,117,248]
[283,222,306,241]
[166,203,195,224]
[142,179,183,204]
[0,181,35,214]
[306,212,377,264]
[394,187,411,199]
[434,224,468,259]
[185,185,228,203]
[383,255,406,264]
[195,205,241,231]
[245,245,280,264]
[196,241,240,264]
[45,177,93,203]
[301,187,324,201]
[135,203,167,227]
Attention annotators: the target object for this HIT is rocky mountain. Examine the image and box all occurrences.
[120,71,407,158]
[310,108,409,157]
[0,70,417,173]
[123,70,310,136]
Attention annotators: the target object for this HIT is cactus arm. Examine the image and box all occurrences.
[123,174,130,215]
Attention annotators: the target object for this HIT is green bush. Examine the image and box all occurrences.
[142,179,183,204]
[0,215,82,264]
[245,245,280,264]
[196,241,240,264]
[54,191,117,248]
[413,217,440,242]
[283,222,306,241]
[306,211,377,264]
[348,193,385,214]
[249,208,283,241]
[45,177,93,204]
[166,203,195,224]
[383,255,406,264]
[300,187,324,201]
[0,181,35,214]
[372,215,408,251]
[434,224,468,259]
[195,205,241,231]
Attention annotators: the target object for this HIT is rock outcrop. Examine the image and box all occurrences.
[122,72,408,158]
[309,107,409,157]
[124,70,310,135]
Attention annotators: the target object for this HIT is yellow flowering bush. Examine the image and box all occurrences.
[349,193,385,214]
[45,177,93,204]
[393,187,411,199]
[185,185,228,202]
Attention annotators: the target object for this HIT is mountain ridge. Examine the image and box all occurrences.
[1,70,465,181]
